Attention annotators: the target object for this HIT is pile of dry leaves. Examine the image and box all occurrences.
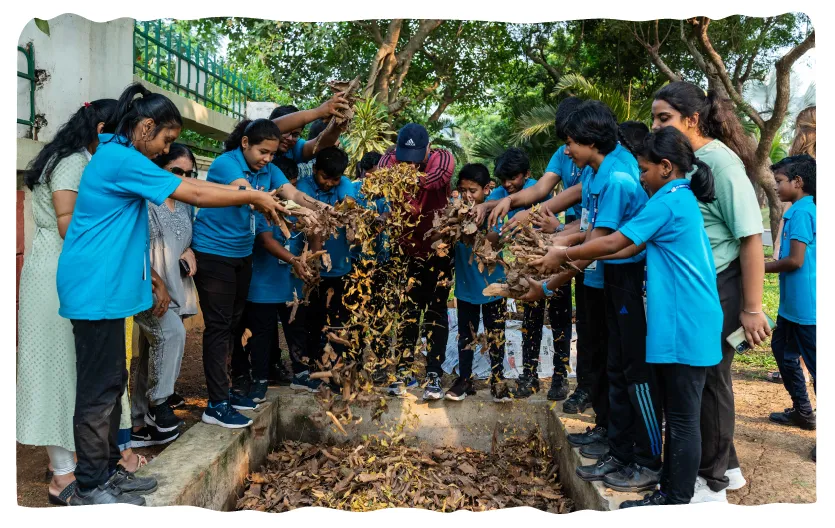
[423,196,480,258]
[237,429,572,513]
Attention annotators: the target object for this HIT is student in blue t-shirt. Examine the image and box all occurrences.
[521,101,659,491]
[55,83,288,506]
[296,147,358,366]
[230,158,322,398]
[533,126,724,507]
[268,98,348,170]
[191,118,329,429]
[485,147,564,400]
[764,155,816,439]
[442,164,509,403]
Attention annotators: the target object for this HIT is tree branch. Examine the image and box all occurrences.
[522,41,560,83]
[632,20,680,82]
[768,29,816,137]
[355,20,384,46]
[694,17,765,129]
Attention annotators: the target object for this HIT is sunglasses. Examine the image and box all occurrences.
[169,167,198,178]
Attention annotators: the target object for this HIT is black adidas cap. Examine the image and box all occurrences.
[395,123,429,163]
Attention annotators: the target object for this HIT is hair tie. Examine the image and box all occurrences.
[83,102,91,108]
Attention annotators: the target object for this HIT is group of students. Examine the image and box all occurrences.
[15,77,816,509]
[440,84,816,509]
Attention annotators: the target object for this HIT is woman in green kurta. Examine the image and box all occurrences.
[16,99,117,506]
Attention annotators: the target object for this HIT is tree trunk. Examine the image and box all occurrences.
[428,98,452,122]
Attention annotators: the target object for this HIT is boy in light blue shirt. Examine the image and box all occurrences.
[444,163,509,403]
[765,155,817,436]
[296,147,358,366]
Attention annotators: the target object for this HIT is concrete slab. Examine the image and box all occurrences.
[138,385,633,512]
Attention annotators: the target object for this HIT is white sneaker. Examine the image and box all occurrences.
[690,476,728,503]
[725,467,747,490]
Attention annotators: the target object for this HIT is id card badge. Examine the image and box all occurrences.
[580,208,590,231]
[250,211,256,235]
[587,260,597,271]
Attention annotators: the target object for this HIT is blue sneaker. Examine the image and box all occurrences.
[248,380,269,403]
[229,390,259,411]
[290,371,321,393]
[387,370,418,396]
[201,400,252,429]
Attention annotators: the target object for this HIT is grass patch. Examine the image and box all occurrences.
[732,273,780,378]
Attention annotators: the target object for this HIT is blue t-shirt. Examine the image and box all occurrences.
[454,240,506,305]
[620,180,723,366]
[778,196,816,325]
[248,216,305,304]
[545,145,590,221]
[282,138,308,163]
[611,143,640,182]
[57,134,183,320]
[352,179,392,264]
[191,148,290,258]
[296,175,358,277]
[486,178,552,220]
[587,150,648,265]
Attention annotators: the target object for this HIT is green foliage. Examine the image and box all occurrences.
[34,18,50,36]
[343,97,396,178]
[177,129,223,159]
[554,74,652,123]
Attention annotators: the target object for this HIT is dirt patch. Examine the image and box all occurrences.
[17,328,816,507]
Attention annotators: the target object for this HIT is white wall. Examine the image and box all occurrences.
[17,14,134,143]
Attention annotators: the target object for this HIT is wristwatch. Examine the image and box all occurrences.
[238,185,247,191]
[541,280,555,298]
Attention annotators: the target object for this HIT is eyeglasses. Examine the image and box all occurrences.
[170,167,198,178]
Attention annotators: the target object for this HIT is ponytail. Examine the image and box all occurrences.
[638,126,716,204]
[223,118,281,152]
[654,82,758,184]
[690,159,716,203]
[111,82,182,145]
[24,98,118,190]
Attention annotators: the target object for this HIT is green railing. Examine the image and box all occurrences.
[133,20,265,120]
[17,43,35,128]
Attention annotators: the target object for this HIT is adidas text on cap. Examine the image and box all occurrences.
[396,123,429,164]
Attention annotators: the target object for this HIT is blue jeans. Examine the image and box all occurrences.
[771,316,816,414]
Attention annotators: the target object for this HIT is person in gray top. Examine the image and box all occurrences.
[130,143,200,447]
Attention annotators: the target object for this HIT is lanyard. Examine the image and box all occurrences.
[665,182,689,194]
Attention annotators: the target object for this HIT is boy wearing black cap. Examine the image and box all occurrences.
[378,123,455,401]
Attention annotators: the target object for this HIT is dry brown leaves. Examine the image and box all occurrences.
[312,76,363,155]
[484,208,563,298]
[424,196,479,258]
[237,429,572,513]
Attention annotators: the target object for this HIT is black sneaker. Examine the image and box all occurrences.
[248,380,269,403]
[444,377,475,401]
[769,407,816,430]
[167,392,185,409]
[144,403,183,433]
[512,375,537,399]
[567,425,607,447]
[70,475,146,506]
[231,374,252,396]
[422,373,443,401]
[576,454,626,482]
[130,425,179,448]
[620,490,669,508]
[371,367,389,386]
[491,380,512,403]
[268,362,293,386]
[110,467,158,495]
[562,388,591,414]
[603,462,661,493]
[547,375,570,401]
[579,442,609,460]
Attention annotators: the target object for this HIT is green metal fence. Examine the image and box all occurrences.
[133,20,264,120]
[17,43,35,128]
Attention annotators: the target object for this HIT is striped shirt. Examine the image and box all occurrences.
[378,148,454,257]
